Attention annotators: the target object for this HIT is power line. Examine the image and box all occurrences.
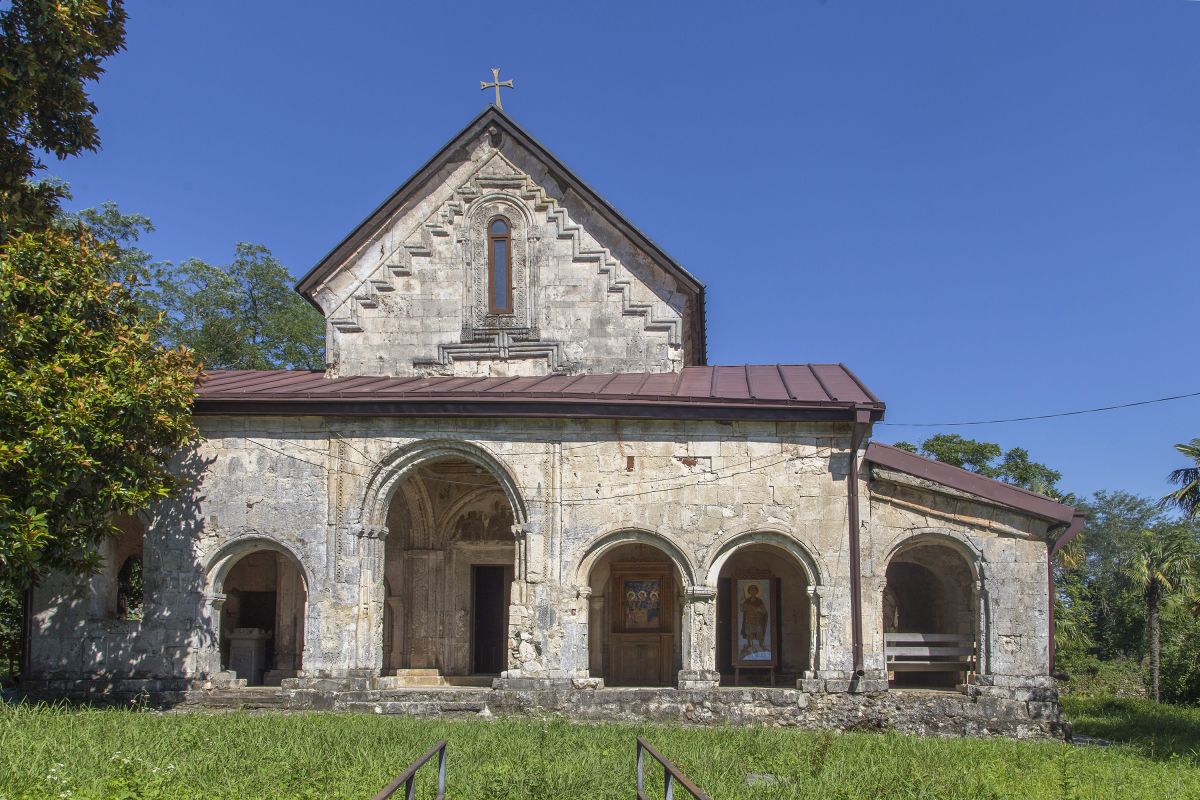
[878,390,1200,428]
[325,432,803,493]
[244,436,803,504]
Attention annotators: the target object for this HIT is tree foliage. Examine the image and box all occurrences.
[0,1,126,238]
[1057,491,1200,703]
[60,200,160,287]
[0,229,199,588]
[891,433,1064,497]
[1164,438,1200,519]
[1120,525,1198,702]
[158,243,325,370]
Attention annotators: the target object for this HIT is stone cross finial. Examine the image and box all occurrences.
[480,67,514,110]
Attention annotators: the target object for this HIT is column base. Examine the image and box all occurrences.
[677,670,721,690]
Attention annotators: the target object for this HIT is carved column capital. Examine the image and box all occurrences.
[683,585,717,602]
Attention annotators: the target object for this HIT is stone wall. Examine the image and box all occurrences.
[29,414,1059,703]
[317,686,1064,740]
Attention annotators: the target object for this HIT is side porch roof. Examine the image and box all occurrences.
[864,441,1082,529]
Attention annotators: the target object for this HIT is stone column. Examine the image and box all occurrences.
[273,556,302,673]
[349,526,386,680]
[384,596,404,673]
[974,576,990,680]
[202,592,227,679]
[851,578,890,692]
[497,522,562,687]
[405,549,445,670]
[587,588,606,680]
[798,586,825,690]
[567,586,603,688]
[678,586,720,689]
[867,576,889,676]
[802,586,821,680]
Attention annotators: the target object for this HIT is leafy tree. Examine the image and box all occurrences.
[1073,491,1166,660]
[1157,593,1200,704]
[0,1,127,238]
[0,580,19,684]
[0,228,199,593]
[1120,525,1199,702]
[1164,439,1200,519]
[891,433,1064,498]
[158,243,325,370]
[59,201,160,288]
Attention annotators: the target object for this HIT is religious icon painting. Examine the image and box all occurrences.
[611,565,672,634]
[732,577,776,667]
[622,579,662,630]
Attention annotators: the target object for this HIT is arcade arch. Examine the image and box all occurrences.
[210,544,308,686]
[583,535,687,687]
[882,538,978,687]
[711,538,815,685]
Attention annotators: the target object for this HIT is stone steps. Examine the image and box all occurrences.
[335,688,492,704]
[182,687,289,710]
[342,699,491,716]
[375,671,495,689]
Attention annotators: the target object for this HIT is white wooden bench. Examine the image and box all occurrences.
[885,632,975,675]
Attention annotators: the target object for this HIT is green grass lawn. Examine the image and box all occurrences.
[0,697,1197,799]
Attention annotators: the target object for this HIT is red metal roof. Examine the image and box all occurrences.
[195,364,884,422]
[864,442,1077,525]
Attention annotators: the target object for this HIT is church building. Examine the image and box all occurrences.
[27,105,1083,734]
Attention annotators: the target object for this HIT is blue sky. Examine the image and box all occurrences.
[50,1,1200,502]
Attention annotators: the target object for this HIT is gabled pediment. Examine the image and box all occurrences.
[297,107,707,377]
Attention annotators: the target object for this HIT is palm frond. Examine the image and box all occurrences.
[1163,439,1200,518]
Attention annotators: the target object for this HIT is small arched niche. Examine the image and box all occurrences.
[883,540,977,688]
[585,540,685,687]
[217,548,307,686]
[110,515,145,619]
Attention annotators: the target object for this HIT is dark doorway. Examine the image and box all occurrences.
[472,566,507,674]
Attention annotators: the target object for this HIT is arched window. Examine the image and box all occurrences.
[487,217,512,314]
[117,555,143,619]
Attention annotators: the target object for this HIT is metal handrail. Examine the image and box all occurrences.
[636,738,712,800]
[372,741,447,800]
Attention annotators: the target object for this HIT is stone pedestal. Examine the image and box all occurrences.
[228,628,271,686]
[677,669,721,689]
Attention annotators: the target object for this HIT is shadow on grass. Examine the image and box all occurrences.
[1063,695,1200,761]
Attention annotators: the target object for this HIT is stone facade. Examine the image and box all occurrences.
[27,107,1076,737]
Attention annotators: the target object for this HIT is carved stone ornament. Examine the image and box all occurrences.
[463,195,537,339]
